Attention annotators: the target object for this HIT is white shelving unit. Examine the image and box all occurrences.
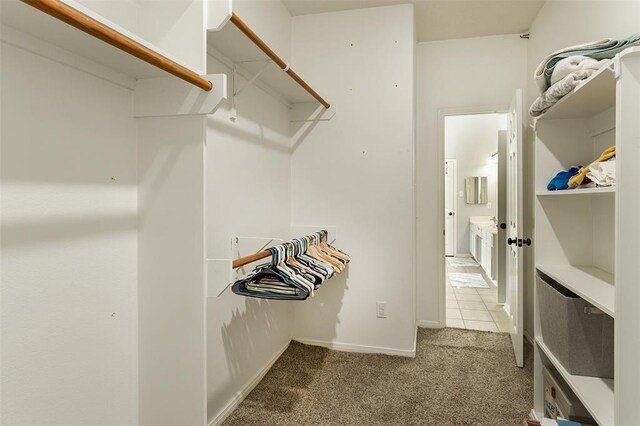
[533,47,640,425]
[536,186,615,196]
[539,62,615,121]
[536,265,614,317]
[536,338,614,426]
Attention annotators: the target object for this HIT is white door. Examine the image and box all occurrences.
[445,160,456,256]
[506,89,524,367]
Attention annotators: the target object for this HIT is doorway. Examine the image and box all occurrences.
[443,112,509,333]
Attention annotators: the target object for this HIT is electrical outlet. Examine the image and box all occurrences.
[376,301,387,318]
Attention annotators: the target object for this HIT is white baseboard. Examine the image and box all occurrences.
[208,341,290,426]
[293,337,416,358]
[416,319,443,328]
[524,329,534,346]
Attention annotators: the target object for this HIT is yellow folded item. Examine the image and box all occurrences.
[568,145,616,188]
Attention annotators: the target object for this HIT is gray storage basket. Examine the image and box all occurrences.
[537,271,614,378]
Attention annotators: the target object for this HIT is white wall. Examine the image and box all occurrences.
[204,2,295,422]
[205,53,294,423]
[415,34,527,327]
[137,115,207,425]
[289,4,416,355]
[523,0,640,341]
[0,29,138,424]
[445,114,501,254]
[233,0,293,62]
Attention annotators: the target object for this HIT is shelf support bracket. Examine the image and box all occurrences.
[290,102,337,123]
[206,236,284,298]
[230,59,272,122]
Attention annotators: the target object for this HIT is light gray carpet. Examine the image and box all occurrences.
[223,328,533,425]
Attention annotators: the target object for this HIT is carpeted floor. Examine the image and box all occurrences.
[223,327,533,425]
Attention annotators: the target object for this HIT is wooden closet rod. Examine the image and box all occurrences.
[21,0,213,91]
[229,13,330,109]
[232,250,271,269]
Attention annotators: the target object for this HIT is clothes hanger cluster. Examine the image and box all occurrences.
[231,231,350,300]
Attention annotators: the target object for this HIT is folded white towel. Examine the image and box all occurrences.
[534,38,611,94]
[529,70,595,117]
[550,55,608,86]
[586,160,616,186]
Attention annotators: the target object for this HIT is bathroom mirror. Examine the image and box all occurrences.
[465,176,488,204]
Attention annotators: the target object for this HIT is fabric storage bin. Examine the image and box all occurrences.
[537,271,614,378]
[543,366,596,424]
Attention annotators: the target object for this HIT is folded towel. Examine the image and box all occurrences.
[586,159,616,186]
[534,38,611,94]
[529,70,595,117]
[534,33,640,94]
[550,55,608,86]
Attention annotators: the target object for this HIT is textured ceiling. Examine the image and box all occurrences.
[281,0,546,42]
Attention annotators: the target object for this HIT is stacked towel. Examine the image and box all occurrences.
[534,33,640,95]
[550,55,608,86]
[530,34,640,117]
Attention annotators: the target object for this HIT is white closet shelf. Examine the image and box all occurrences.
[207,16,326,106]
[1,0,204,81]
[536,187,615,196]
[536,338,614,426]
[537,264,614,317]
[536,62,615,121]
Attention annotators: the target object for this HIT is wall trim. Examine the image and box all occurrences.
[293,338,416,358]
[415,33,524,46]
[417,319,443,328]
[452,253,473,258]
[208,341,291,426]
[524,329,534,346]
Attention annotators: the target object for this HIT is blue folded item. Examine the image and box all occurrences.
[548,167,580,190]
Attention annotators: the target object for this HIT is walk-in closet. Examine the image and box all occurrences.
[2,0,639,425]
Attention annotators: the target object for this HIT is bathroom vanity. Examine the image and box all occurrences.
[469,216,497,280]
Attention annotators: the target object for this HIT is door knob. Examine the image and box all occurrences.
[507,237,517,245]
[523,238,532,246]
[448,212,453,216]
[500,223,506,230]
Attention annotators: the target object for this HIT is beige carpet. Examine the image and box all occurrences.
[223,328,533,425]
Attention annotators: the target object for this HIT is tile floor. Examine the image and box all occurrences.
[445,257,511,333]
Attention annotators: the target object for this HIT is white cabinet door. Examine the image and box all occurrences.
[469,229,475,259]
